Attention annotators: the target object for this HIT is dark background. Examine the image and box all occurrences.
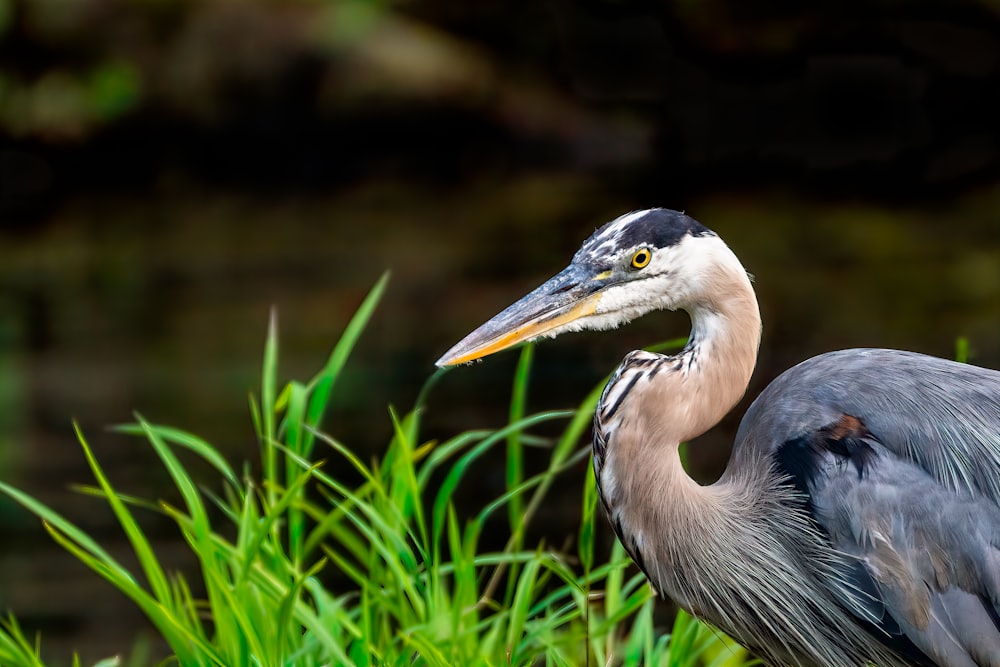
[2,0,999,662]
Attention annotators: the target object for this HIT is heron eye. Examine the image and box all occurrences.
[630,248,652,269]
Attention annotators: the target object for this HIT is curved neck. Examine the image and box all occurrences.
[617,257,762,447]
[676,265,762,442]
[595,255,762,591]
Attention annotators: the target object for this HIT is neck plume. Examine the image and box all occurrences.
[592,243,762,599]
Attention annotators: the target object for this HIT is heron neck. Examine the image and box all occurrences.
[676,271,762,442]
[597,260,762,589]
[602,259,761,457]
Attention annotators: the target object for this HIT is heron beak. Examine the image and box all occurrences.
[436,264,603,367]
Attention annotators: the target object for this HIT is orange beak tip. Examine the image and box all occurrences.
[437,289,601,371]
[434,356,479,369]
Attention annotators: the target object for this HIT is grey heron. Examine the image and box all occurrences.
[436,209,1000,667]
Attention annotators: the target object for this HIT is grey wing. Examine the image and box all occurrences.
[776,421,1000,666]
[745,349,1000,666]
[746,349,1000,503]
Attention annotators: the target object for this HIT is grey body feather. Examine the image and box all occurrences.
[739,349,1000,503]
[597,347,1000,667]
[731,349,1000,666]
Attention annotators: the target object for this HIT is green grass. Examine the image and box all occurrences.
[0,273,753,667]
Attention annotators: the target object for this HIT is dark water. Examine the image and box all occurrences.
[1,180,998,662]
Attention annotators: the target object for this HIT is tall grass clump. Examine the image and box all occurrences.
[0,273,752,667]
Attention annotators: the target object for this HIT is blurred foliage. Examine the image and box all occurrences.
[0,0,10,37]
[5,0,998,146]
[0,0,501,138]
[0,61,140,138]
[4,0,1000,196]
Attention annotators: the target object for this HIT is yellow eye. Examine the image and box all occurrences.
[630,248,651,269]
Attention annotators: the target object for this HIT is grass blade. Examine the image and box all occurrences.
[261,309,280,511]
[303,271,390,456]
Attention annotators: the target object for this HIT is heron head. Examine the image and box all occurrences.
[436,208,733,367]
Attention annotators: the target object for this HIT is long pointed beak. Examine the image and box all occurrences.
[436,264,604,367]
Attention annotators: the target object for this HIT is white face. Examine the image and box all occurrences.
[551,232,743,337]
[436,209,747,366]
